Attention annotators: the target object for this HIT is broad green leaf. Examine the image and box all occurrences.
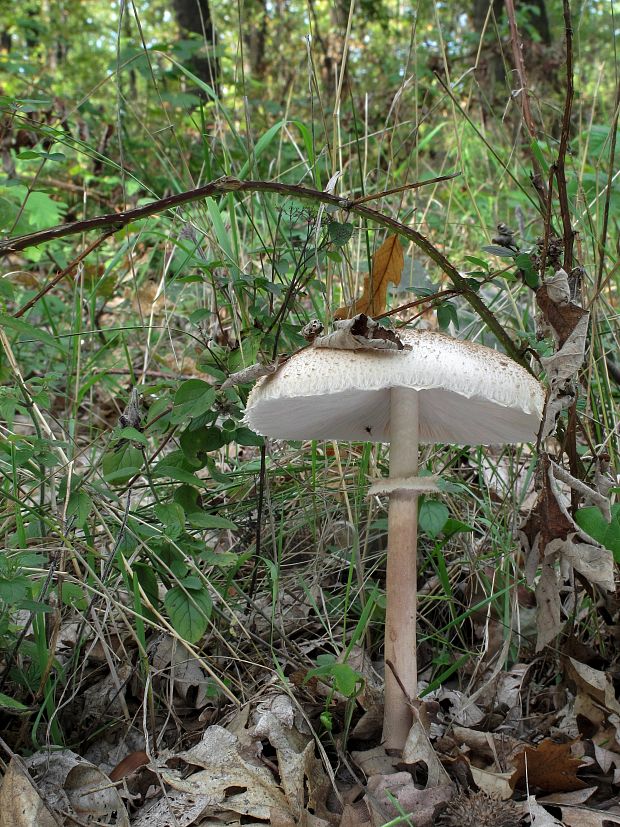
[437,302,459,330]
[201,550,239,567]
[306,659,364,698]
[234,427,264,447]
[574,505,620,562]
[173,380,216,422]
[329,221,354,247]
[67,490,92,528]
[0,313,65,353]
[112,427,148,446]
[133,563,159,619]
[419,500,450,538]
[154,502,185,539]
[464,255,489,270]
[173,485,201,513]
[180,426,226,463]
[187,512,237,531]
[481,245,515,258]
[102,444,143,484]
[152,464,208,487]
[164,584,212,643]
[59,582,88,609]
[0,692,28,711]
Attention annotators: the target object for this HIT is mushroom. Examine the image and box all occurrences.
[244,329,545,751]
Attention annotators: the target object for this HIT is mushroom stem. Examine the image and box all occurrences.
[383,387,419,751]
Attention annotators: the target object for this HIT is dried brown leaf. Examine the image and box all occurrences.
[334,236,404,319]
[365,773,452,827]
[535,561,563,652]
[314,313,406,352]
[0,758,60,827]
[566,659,620,718]
[510,739,587,793]
[402,717,452,787]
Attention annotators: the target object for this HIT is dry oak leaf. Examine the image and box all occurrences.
[0,758,60,827]
[334,235,404,319]
[510,739,587,793]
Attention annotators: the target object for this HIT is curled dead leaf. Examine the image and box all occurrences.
[334,235,404,320]
[314,314,407,352]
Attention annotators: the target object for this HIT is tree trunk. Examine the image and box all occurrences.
[173,0,219,94]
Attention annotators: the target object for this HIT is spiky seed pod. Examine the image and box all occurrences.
[437,790,522,827]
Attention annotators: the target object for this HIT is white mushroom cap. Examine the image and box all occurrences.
[244,330,545,445]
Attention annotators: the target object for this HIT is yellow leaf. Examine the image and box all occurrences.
[334,234,404,320]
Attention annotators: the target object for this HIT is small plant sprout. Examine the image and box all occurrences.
[244,329,544,752]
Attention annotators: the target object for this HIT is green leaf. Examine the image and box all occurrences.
[464,256,489,270]
[180,426,226,463]
[574,505,620,562]
[200,550,239,567]
[164,584,212,643]
[234,427,264,447]
[172,380,216,423]
[59,582,88,609]
[112,427,148,446]
[328,221,354,247]
[306,659,364,698]
[515,253,539,289]
[442,518,475,537]
[173,485,201,513]
[18,150,65,162]
[187,512,237,531]
[530,139,550,175]
[154,502,185,539]
[67,490,92,528]
[0,692,29,711]
[102,444,143,484]
[24,191,66,228]
[481,245,515,258]
[437,302,459,330]
[152,464,208,487]
[0,313,65,353]
[237,119,287,178]
[133,563,159,619]
[419,500,449,538]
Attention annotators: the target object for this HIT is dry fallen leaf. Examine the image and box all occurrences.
[334,235,404,319]
[365,772,452,827]
[526,795,565,825]
[24,750,130,827]
[161,725,290,820]
[534,559,563,651]
[511,739,587,793]
[557,807,620,826]
[521,455,615,650]
[152,634,213,709]
[468,766,515,800]
[566,658,620,718]
[0,758,60,827]
[314,313,406,352]
[402,716,452,787]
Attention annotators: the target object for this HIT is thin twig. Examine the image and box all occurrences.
[349,171,460,205]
